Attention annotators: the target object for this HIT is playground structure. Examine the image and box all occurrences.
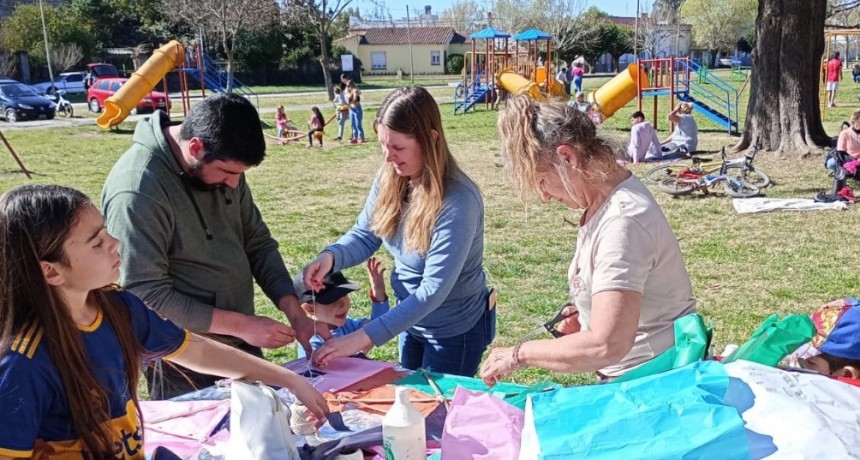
[453,27,741,134]
[453,27,563,114]
[96,40,258,129]
[821,29,860,119]
[636,57,740,134]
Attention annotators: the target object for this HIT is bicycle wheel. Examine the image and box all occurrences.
[658,177,696,196]
[723,179,760,198]
[645,164,681,184]
[724,165,771,188]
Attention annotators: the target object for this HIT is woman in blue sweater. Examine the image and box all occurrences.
[303,86,493,376]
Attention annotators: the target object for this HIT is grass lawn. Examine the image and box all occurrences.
[3,70,859,388]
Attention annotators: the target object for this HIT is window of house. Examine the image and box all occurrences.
[431,51,441,66]
[371,52,387,70]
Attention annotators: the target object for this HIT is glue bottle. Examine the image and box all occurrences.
[382,387,426,460]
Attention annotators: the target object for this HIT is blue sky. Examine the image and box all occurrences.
[357,0,642,20]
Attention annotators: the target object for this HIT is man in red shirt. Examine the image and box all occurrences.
[827,52,843,108]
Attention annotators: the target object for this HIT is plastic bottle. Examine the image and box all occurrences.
[382,387,426,460]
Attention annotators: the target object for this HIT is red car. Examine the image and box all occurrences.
[87,78,171,114]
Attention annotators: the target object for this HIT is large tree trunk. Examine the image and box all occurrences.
[734,0,831,155]
[319,32,334,101]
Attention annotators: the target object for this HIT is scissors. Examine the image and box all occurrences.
[521,302,577,341]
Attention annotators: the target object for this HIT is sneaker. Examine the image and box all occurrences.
[358,139,366,144]
[306,145,313,149]
[349,139,358,144]
[334,137,342,141]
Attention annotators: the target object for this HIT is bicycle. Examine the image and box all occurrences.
[656,149,761,198]
[644,144,771,188]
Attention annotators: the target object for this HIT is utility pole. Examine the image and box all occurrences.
[39,0,54,84]
[634,0,640,60]
[407,5,415,83]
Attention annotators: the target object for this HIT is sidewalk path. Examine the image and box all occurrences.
[2,86,454,131]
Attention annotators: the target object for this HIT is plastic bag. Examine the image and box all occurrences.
[228,379,300,460]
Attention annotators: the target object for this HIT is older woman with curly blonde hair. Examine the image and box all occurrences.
[481,96,696,383]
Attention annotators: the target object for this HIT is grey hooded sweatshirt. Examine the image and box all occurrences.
[102,111,295,334]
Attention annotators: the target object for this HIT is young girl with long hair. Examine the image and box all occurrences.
[347,81,365,144]
[303,86,493,376]
[0,184,327,460]
[307,106,325,149]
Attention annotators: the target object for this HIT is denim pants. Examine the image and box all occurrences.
[350,106,365,141]
[337,111,347,138]
[573,76,583,93]
[398,306,496,377]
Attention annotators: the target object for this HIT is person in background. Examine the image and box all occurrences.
[481,96,696,384]
[568,91,591,114]
[275,105,297,145]
[556,65,570,95]
[347,81,365,144]
[0,184,327,460]
[333,87,349,141]
[827,52,842,108]
[102,94,315,399]
[302,87,494,377]
[307,106,325,149]
[627,111,662,163]
[661,103,698,156]
[571,62,585,94]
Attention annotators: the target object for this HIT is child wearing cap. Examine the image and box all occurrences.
[798,304,860,382]
[295,258,390,358]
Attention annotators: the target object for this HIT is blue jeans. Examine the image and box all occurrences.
[350,106,365,141]
[337,111,347,139]
[573,76,583,93]
[398,306,495,377]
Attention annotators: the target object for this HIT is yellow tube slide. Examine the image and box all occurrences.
[97,40,184,129]
[591,63,649,119]
[497,70,543,100]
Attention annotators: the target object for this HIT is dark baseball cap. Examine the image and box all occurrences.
[294,270,359,305]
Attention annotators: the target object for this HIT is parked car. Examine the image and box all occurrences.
[87,78,171,114]
[84,63,120,88]
[0,81,55,122]
[31,71,87,95]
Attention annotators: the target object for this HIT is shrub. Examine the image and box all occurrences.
[447,54,464,75]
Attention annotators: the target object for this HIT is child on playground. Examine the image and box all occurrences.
[0,184,328,459]
[294,257,390,359]
[307,106,325,149]
[333,86,349,141]
[275,105,297,145]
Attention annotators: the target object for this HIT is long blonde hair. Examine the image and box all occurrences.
[497,96,620,201]
[372,87,462,255]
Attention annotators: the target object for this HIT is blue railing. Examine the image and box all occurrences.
[454,71,485,114]
[185,48,258,106]
[685,61,739,133]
